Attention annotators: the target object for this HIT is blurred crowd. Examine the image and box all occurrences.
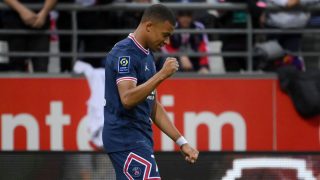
[0,0,319,73]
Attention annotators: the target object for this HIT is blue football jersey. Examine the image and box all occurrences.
[103,34,157,153]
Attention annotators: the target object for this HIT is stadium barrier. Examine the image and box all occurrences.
[0,2,319,72]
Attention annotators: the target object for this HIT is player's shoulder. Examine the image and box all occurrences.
[109,39,138,58]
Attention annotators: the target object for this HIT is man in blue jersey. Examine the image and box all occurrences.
[103,4,199,180]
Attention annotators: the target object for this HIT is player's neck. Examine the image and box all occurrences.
[132,29,148,50]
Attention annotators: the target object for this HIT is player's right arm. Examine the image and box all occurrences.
[118,57,179,109]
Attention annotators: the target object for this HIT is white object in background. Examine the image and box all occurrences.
[48,40,60,73]
[48,11,60,73]
[223,158,316,180]
[74,61,105,148]
[208,41,225,74]
[0,40,9,64]
[206,0,219,17]
[255,40,285,60]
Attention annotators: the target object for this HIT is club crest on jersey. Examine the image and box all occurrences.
[118,56,130,73]
[131,167,142,177]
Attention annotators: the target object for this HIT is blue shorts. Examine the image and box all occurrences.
[108,147,161,180]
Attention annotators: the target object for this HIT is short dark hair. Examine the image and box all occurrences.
[141,4,175,25]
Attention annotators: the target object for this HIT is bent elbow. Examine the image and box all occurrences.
[122,103,134,110]
[121,99,134,110]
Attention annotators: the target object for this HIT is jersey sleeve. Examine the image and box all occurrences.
[113,52,139,85]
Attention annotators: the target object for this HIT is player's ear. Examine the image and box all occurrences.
[145,21,153,32]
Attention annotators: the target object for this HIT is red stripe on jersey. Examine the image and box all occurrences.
[116,77,137,84]
[128,33,149,55]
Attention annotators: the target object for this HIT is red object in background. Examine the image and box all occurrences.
[0,77,319,151]
[0,78,89,151]
[154,79,275,151]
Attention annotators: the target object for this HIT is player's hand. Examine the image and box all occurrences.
[180,55,193,71]
[19,9,37,27]
[180,143,199,164]
[32,10,48,28]
[198,67,209,74]
[160,57,179,79]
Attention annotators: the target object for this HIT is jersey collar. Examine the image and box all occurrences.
[128,33,149,55]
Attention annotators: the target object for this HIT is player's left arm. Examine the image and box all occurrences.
[152,99,199,164]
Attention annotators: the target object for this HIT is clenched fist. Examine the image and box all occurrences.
[159,57,179,79]
[181,143,199,164]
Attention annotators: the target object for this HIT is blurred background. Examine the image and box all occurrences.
[0,0,320,179]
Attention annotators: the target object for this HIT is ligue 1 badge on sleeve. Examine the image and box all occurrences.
[118,56,130,73]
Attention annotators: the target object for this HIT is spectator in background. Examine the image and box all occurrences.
[259,0,319,51]
[302,11,320,69]
[121,0,153,29]
[2,0,57,72]
[217,0,248,72]
[115,0,160,50]
[57,0,114,72]
[162,10,210,73]
[56,0,73,72]
[260,0,310,53]
[251,0,320,71]
[76,0,114,68]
